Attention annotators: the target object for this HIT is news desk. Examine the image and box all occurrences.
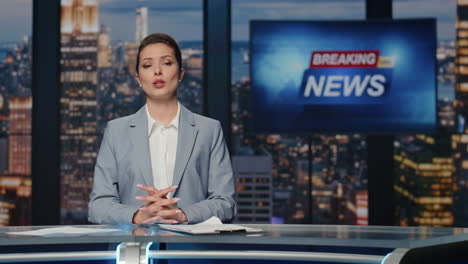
[0,224,467,264]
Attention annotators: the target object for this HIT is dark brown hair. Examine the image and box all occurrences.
[136,33,182,74]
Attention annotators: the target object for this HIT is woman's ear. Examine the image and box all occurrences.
[135,74,142,87]
[179,68,185,82]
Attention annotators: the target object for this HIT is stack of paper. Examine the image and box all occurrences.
[159,216,263,235]
[6,226,121,236]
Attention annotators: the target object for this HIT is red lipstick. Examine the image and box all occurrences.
[152,79,166,88]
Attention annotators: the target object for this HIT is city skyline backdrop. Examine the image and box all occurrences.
[0,0,457,43]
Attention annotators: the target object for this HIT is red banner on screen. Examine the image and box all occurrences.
[310,50,380,68]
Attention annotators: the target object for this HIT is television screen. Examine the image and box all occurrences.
[250,19,436,133]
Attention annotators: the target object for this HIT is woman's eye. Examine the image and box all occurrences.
[163,61,173,66]
[142,65,151,68]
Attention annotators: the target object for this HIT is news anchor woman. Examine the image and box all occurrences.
[88,33,236,225]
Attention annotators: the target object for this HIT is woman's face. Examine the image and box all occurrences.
[136,43,184,101]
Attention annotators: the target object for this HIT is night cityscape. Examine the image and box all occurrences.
[1,0,468,228]
[0,34,32,226]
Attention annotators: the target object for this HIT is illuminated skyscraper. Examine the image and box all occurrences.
[8,97,32,176]
[0,138,7,174]
[232,156,273,223]
[438,99,456,128]
[135,7,148,43]
[125,42,138,76]
[453,134,468,226]
[61,0,99,35]
[394,135,454,227]
[60,0,99,223]
[453,0,468,227]
[355,190,368,225]
[0,96,33,226]
[98,25,111,68]
[456,0,468,132]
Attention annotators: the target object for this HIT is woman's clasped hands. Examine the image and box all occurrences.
[132,184,188,225]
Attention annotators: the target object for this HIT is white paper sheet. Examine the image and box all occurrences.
[159,216,263,235]
[6,226,121,236]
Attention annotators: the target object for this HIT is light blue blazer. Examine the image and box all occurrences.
[88,104,236,224]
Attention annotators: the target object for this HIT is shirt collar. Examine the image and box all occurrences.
[171,102,180,129]
[146,102,180,136]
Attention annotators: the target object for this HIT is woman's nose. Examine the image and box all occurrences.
[153,65,162,75]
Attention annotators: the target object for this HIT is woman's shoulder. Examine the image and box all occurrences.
[106,110,142,130]
[179,103,221,129]
[192,112,221,129]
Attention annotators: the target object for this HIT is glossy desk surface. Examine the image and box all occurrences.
[0,224,467,249]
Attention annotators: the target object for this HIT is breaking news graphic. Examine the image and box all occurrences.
[250,19,436,133]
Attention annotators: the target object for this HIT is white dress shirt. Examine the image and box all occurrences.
[146,102,179,197]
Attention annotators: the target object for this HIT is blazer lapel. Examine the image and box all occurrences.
[173,104,199,194]
[129,106,154,187]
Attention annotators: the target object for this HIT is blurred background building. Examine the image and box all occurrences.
[59,0,99,223]
[233,155,273,223]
